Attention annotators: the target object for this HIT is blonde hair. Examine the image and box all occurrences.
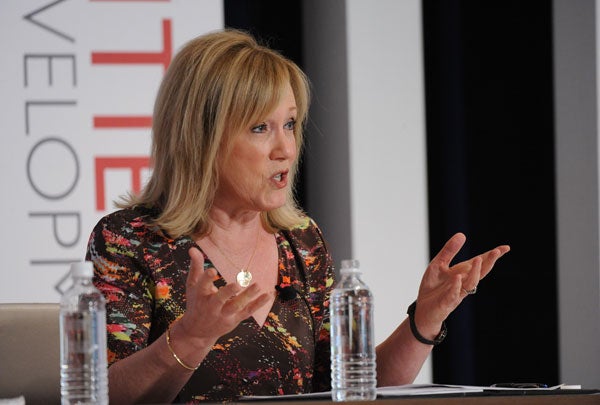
[120,29,310,238]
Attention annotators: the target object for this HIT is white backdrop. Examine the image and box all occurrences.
[0,0,222,303]
[345,0,431,382]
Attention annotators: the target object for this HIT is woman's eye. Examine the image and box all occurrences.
[251,123,268,133]
[284,119,296,131]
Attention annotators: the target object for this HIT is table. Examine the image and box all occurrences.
[241,391,600,405]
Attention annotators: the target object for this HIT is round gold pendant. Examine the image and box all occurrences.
[236,270,252,287]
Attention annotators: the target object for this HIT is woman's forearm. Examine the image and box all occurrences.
[375,318,435,387]
[107,321,214,405]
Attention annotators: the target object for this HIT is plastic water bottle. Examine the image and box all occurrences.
[60,261,109,405]
[330,259,377,401]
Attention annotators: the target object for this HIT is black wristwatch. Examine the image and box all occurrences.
[407,300,447,345]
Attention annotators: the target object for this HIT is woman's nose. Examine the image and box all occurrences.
[271,128,296,160]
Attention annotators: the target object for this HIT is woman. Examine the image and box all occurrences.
[86,29,509,403]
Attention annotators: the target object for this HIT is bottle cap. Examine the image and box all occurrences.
[340,259,360,273]
[70,261,94,278]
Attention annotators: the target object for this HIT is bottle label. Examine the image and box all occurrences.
[330,294,374,355]
[60,310,107,368]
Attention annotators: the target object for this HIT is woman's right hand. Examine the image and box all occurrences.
[177,247,273,345]
[104,247,274,404]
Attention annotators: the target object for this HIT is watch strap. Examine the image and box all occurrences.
[407,300,447,345]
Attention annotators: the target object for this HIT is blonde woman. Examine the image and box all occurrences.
[86,29,509,404]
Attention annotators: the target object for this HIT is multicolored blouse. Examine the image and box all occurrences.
[86,205,334,402]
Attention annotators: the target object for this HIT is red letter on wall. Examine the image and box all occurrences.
[95,157,151,211]
[93,116,153,129]
[91,19,172,71]
[91,19,171,129]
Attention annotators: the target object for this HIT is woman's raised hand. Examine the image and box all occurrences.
[177,247,273,344]
[414,233,510,338]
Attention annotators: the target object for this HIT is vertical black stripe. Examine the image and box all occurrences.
[423,0,559,385]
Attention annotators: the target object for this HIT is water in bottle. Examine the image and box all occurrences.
[330,259,377,401]
[60,261,109,405]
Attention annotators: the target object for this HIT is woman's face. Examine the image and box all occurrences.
[214,84,298,215]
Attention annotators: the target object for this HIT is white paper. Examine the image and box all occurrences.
[240,383,583,401]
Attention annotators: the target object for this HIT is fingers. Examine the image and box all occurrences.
[442,238,509,277]
[245,290,274,314]
[479,244,510,279]
[221,284,272,317]
[452,243,509,297]
[215,281,244,304]
[461,256,481,294]
[186,248,205,288]
[443,240,509,290]
[187,257,270,314]
[432,233,467,268]
[187,248,218,294]
[186,247,272,314]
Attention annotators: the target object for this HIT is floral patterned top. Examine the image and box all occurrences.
[86,205,334,402]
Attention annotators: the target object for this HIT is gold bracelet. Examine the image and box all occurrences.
[166,326,200,371]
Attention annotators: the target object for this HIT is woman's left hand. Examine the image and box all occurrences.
[413,233,510,338]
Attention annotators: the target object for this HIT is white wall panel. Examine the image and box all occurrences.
[0,0,222,303]
[303,0,430,383]
[345,0,431,382]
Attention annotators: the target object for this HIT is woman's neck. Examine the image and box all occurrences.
[208,205,262,232]
[198,207,265,257]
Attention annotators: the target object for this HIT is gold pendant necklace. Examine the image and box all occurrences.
[209,226,259,287]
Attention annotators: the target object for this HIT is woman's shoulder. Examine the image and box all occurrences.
[93,205,159,234]
[88,205,193,267]
[285,215,320,236]
[90,205,184,249]
[282,216,334,296]
[282,216,330,256]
